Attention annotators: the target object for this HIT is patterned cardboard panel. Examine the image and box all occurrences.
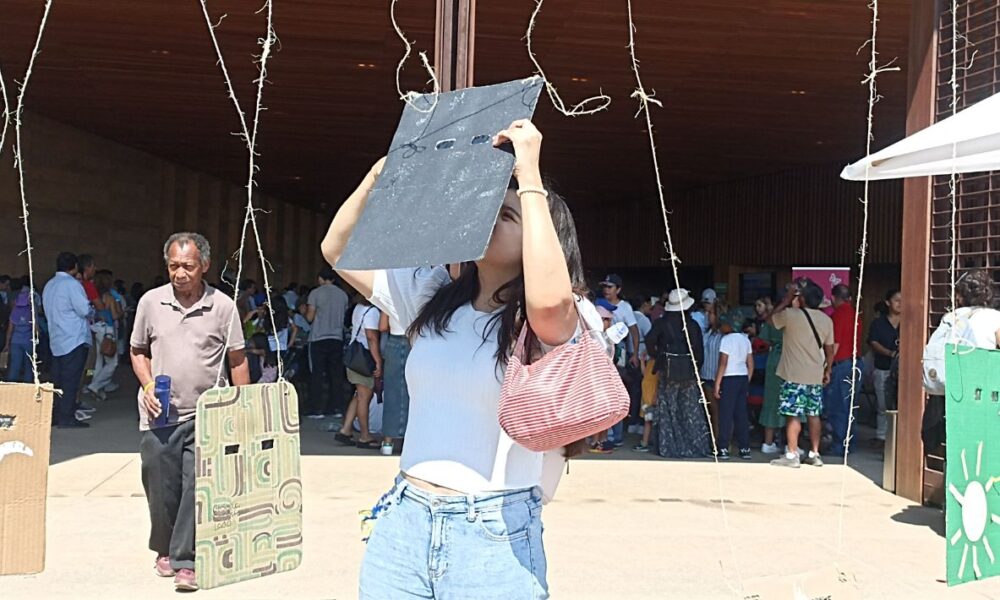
[945,345,1000,586]
[0,384,54,575]
[194,382,302,589]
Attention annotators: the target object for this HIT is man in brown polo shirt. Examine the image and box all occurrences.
[130,232,250,592]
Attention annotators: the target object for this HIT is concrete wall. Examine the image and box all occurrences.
[0,113,327,291]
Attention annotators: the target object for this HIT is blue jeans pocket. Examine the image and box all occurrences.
[475,500,534,542]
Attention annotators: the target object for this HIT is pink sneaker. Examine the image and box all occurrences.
[174,568,198,591]
[154,555,174,578]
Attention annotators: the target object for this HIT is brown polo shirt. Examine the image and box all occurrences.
[130,283,245,431]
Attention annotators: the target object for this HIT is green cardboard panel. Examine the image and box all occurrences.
[194,382,302,589]
[944,344,1000,586]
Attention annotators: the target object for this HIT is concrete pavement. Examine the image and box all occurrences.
[4,382,999,599]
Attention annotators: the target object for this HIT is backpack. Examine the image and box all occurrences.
[922,309,979,395]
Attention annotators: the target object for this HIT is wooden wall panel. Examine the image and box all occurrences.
[0,113,324,291]
[579,163,903,271]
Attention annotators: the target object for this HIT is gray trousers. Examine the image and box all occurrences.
[140,419,196,571]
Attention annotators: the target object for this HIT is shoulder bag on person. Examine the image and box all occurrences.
[343,307,376,377]
[498,313,630,453]
[800,308,824,356]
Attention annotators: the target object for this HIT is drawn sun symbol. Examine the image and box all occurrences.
[949,441,1000,580]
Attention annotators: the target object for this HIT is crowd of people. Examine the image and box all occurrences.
[577,273,908,468]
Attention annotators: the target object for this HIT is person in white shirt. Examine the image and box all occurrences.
[334,297,382,449]
[322,120,604,599]
[713,314,755,460]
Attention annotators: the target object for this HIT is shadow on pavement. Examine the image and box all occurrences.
[891,504,946,537]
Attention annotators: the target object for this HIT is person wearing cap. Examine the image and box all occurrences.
[692,288,717,336]
[600,273,641,446]
[645,288,711,458]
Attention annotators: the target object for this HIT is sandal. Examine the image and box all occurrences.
[356,439,381,450]
[334,432,354,445]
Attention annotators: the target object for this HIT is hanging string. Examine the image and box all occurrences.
[526,0,611,117]
[11,0,55,393]
[390,0,440,113]
[198,0,285,385]
[836,0,900,556]
[0,65,9,156]
[625,1,743,595]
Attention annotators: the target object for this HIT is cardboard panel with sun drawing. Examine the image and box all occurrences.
[945,345,1000,586]
[194,382,302,589]
[336,77,544,270]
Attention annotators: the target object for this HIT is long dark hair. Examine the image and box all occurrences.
[407,182,586,368]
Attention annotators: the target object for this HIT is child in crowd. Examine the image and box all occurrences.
[589,298,618,454]
[713,313,755,460]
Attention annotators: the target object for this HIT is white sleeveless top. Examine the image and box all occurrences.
[369,266,604,497]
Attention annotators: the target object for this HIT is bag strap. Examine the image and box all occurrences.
[800,308,823,352]
[352,306,374,343]
[512,304,589,362]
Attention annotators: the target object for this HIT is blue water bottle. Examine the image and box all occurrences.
[154,375,172,427]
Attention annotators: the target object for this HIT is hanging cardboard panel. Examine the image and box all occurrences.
[944,344,1000,586]
[336,77,544,270]
[0,384,54,575]
[194,382,302,589]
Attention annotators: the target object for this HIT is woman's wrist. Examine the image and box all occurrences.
[515,166,543,189]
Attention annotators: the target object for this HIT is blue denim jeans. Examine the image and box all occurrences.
[381,334,412,439]
[824,359,862,456]
[360,477,549,599]
[7,341,33,383]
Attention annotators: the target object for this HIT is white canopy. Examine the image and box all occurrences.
[841,90,1000,181]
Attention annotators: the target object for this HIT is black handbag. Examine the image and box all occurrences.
[343,307,376,377]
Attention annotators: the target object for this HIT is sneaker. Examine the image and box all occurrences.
[611,439,625,448]
[74,409,93,421]
[306,413,325,420]
[104,382,120,393]
[331,412,345,419]
[78,401,97,413]
[761,442,780,455]
[155,555,175,578]
[380,442,394,456]
[174,568,198,591]
[632,443,650,453]
[771,453,801,468]
[785,445,806,459]
[803,452,824,467]
[718,448,730,461]
[588,442,614,454]
[739,448,752,461]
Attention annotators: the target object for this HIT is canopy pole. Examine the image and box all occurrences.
[434,0,476,91]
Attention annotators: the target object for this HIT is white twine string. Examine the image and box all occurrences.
[526,0,611,117]
[198,0,285,386]
[0,64,9,156]
[11,0,55,392]
[836,0,900,556]
[390,0,440,113]
[625,1,742,595]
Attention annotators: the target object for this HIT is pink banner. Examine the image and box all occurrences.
[792,267,851,314]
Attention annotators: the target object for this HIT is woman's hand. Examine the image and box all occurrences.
[494,119,543,186]
[370,156,387,181]
[373,360,383,379]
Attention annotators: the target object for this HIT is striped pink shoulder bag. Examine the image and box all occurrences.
[498,315,630,452]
